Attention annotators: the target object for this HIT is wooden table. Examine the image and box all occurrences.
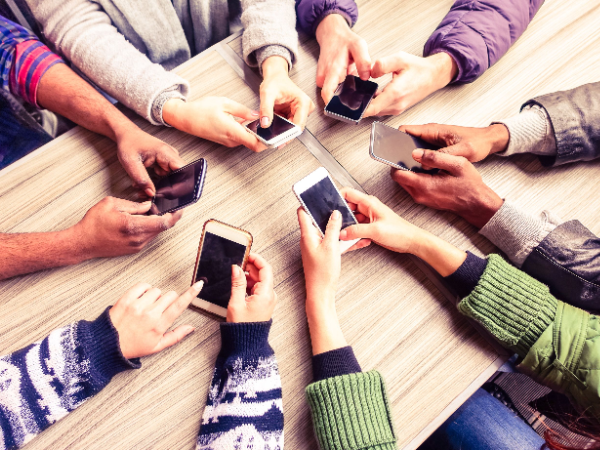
[1,0,599,449]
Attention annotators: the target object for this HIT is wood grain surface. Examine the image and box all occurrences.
[1,0,598,449]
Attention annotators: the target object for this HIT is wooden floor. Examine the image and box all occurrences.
[1,0,599,449]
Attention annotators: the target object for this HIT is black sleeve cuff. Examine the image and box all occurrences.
[445,251,488,298]
[312,346,362,382]
[219,320,274,358]
[77,307,141,393]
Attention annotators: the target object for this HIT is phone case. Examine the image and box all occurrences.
[323,79,378,125]
[245,116,303,148]
[150,158,207,215]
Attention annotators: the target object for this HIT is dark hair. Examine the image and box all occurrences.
[544,413,600,450]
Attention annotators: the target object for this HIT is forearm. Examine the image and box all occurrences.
[306,291,347,355]
[409,230,468,277]
[37,63,137,142]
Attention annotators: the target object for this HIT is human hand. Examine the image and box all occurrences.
[162,97,266,152]
[338,188,421,254]
[364,52,457,117]
[115,127,186,198]
[391,150,504,228]
[73,197,182,258]
[398,123,509,163]
[226,253,277,323]
[260,56,314,129]
[109,281,203,359]
[315,14,371,104]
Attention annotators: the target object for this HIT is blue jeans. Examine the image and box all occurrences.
[419,389,545,450]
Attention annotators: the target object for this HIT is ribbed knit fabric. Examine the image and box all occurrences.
[494,105,557,157]
[312,346,362,382]
[458,254,558,356]
[445,251,487,298]
[306,370,397,450]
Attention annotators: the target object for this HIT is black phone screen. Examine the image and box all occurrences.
[150,159,206,215]
[299,176,356,233]
[372,123,439,173]
[325,76,378,121]
[246,115,296,142]
[196,232,247,308]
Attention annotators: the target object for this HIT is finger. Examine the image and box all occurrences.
[127,211,182,235]
[292,97,313,129]
[371,54,409,78]
[398,123,451,148]
[339,223,374,241]
[363,93,386,117]
[259,86,277,128]
[138,287,163,308]
[339,187,375,216]
[245,262,260,283]
[229,264,248,308]
[350,39,371,80]
[225,99,260,122]
[390,167,421,189]
[412,149,467,175]
[316,56,327,89]
[347,63,359,77]
[323,210,342,247]
[342,238,372,253]
[121,156,155,197]
[228,122,265,152]
[113,198,152,215]
[154,143,186,173]
[151,325,196,354]
[118,282,153,306]
[298,207,321,247]
[247,254,274,297]
[161,281,204,325]
[322,72,343,105]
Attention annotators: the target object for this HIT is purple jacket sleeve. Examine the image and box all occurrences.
[296,0,358,35]
[424,0,544,84]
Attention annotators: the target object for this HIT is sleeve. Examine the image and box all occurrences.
[241,0,299,72]
[479,201,561,267]
[296,0,359,35]
[25,0,189,125]
[524,81,600,167]
[196,321,283,450]
[424,0,544,84]
[305,371,397,450]
[456,254,600,419]
[312,346,361,382]
[0,308,139,450]
[444,251,487,298]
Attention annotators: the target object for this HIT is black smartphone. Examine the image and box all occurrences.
[324,75,378,124]
[369,122,440,174]
[148,158,207,215]
[245,114,302,147]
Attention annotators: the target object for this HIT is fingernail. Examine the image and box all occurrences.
[186,327,196,335]
[413,149,424,159]
[261,117,270,128]
[332,210,341,220]
[251,110,259,116]
[193,280,204,291]
[232,265,242,276]
[145,188,154,198]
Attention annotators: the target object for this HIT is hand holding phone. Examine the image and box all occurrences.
[324,75,378,124]
[245,114,303,148]
[149,158,207,215]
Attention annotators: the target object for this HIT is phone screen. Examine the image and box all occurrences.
[372,123,439,173]
[299,176,356,233]
[246,115,296,142]
[325,76,378,121]
[150,159,206,215]
[196,232,247,308]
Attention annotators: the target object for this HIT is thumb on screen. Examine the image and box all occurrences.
[229,265,247,307]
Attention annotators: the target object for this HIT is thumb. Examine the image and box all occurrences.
[340,223,375,241]
[412,149,468,175]
[113,198,152,215]
[225,100,260,121]
[259,86,277,128]
[152,325,195,354]
[323,210,342,247]
[121,156,155,197]
[229,265,247,306]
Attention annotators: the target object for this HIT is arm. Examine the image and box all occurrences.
[424,0,545,84]
[295,0,358,36]
[197,254,283,449]
[297,208,398,450]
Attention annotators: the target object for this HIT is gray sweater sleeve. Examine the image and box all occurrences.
[26,0,190,126]
[241,0,298,72]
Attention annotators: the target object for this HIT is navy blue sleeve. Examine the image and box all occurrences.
[445,251,488,298]
[312,346,362,382]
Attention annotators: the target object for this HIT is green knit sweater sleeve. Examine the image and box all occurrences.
[305,370,397,450]
[457,254,558,356]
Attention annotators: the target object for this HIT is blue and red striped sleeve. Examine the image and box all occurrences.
[1,15,64,106]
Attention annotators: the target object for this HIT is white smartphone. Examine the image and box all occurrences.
[245,114,303,148]
[293,167,360,253]
[324,75,378,125]
[190,219,253,317]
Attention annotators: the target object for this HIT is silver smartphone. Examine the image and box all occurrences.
[245,114,303,148]
[293,167,359,253]
[324,75,378,125]
[369,122,440,173]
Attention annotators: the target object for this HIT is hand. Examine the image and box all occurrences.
[115,127,187,198]
[72,197,182,259]
[364,52,458,117]
[391,150,504,228]
[260,56,314,129]
[109,281,203,359]
[338,188,421,254]
[315,14,371,104]
[398,123,510,163]
[226,253,277,323]
[162,97,266,152]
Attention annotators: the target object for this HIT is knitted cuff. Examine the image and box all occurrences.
[306,370,396,450]
[77,307,141,392]
[457,255,558,356]
[256,45,294,74]
[312,346,362,382]
[151,89,186,127]
[493,105,557,157]
[219,321,274,358]
[480,201,559,267]
[445,251,488,298]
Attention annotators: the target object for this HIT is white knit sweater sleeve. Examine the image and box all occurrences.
[25,0,189,125]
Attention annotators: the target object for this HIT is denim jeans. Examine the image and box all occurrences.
[419,388,545,450]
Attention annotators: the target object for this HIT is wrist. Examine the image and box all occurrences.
[428,52,458,88]
[262,55,289,78]
[61,224,95,264]
[487,124,510,155]
[316,13,349,44]
[162,98,186,129]
[460,194,504,230]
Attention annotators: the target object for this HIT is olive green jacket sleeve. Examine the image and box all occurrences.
[305,370,397,450]
[458,254,600,419]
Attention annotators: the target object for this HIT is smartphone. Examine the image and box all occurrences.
[148,158,207,215]
[293,167,360,253]
[245,114,303,148]
[190,220,253,317]
[324,75,378,125]
[369,122,440,174]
